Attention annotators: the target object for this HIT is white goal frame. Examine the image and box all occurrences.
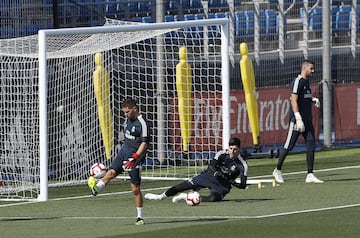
[37,19,231,201]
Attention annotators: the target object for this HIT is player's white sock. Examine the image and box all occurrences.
[96,180,105,192]
[160,192,167,200]
[137,207,143,219]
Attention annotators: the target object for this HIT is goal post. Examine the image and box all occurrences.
[1,18,230,201]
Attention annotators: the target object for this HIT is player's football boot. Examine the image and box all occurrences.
[272,168,284,183]
[87,176,98,196]
[144,193,165,200]
[305,173,324,183]
[135,217,145,225]
[172,193,187,203]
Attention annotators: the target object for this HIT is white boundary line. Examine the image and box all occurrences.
[2,203,360,221]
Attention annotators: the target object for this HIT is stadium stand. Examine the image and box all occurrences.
[0,0,358,52]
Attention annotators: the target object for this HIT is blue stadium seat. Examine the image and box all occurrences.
[348,5,360,32]
[194,13,204,20]
[181,0,191,12]
[164,15,181,44]
[127,2,139,14]
[265,9,278,37]
[208,0,227,11]
[309,6,322,34]
[167,0,190,12]
[335,5,351,34]
[189,0,202,10]
[0,25,14,39]
[184,13,196,21]
[268,0,278,4]
[235,11,246,39]
[138,1,152,15]
[131,17,142,22]
[245,11,254,36]
[164,15,177,22]
[330,6,339,34]
[331,6,339,31]
[195,13,221,43]
[166,0,177,12]
[194,13,204,37]
[259,10,267,36]
[184,14,201,44]
[357,6,360,31]
[266,9,277,36]
[105,0,120,15]
[142,16,153,23]
[21,24,43,35]
[214,11,229,19]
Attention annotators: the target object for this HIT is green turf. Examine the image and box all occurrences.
[1,147,360,238]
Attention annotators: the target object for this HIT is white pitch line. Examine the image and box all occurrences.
[250,165,360,179]
[2,203,360,221]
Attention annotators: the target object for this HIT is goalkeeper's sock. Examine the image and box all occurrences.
[96,180,105,192]
[159,192,167,200]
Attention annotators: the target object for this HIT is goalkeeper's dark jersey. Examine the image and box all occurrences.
[207,150,248,185]
[290,75,313,124]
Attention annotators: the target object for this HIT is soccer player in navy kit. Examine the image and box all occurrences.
[144,137,248,203]
[273,60,323,183]
[88,98,150,225]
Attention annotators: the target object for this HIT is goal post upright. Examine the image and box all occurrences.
[220,21,231,150]
[38,30,49,202]
[35,18,230,201]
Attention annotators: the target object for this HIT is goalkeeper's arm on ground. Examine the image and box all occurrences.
[232,175,247,189]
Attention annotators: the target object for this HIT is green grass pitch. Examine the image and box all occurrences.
[1,147,360,238]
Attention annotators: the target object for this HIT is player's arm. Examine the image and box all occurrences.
[290,93,305,132]
[290,93,299,113]
[133,118,150,163]
[232,174,247,189]
[135,141,148,158]
[123,141,148,171]
[232,159,248,189]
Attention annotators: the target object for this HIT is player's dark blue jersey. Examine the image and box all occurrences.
[290,75,313,124]
[122,114,150,158]
[207,150,248,185]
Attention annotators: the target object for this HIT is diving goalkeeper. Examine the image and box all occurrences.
[145,137,248,203]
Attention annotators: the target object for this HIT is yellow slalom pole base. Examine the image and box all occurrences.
[245,179,277,189]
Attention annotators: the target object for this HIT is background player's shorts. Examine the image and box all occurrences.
[109,149,142,186]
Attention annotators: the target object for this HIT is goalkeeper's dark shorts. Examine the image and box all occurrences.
[190,171,231,199]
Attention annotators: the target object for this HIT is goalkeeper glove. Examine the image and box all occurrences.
[122,153,139,172]
[294,112,305,132]
[312,97,320,108]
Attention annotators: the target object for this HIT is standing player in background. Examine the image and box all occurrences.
[144,137,248,203]
[88,98,150,225]
[273,60,323,183]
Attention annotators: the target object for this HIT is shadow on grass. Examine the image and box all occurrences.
[222,198,276,203]
[147,217,228,225]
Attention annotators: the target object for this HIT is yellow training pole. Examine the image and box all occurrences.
[239,43,260,150]
[93,52,114,160]
[176,47,192,152]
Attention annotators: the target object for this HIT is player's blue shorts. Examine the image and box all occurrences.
[110,148,141,186]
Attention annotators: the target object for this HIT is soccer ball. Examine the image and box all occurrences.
[186,191,200,206]
[90,162,106,178]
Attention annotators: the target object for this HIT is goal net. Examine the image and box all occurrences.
[0,17,230,201]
